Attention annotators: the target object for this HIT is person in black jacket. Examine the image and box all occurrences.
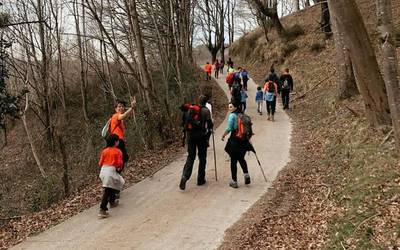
[179,95,214,190]
[265,67,279,85]
[279,68,294,110]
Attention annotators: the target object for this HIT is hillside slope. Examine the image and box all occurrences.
[220,3,400,249]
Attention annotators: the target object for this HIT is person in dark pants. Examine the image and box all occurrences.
[179,95,214,190]
[98,134,125,218]
[264,80,278,121]
[280,68,294,109]
[221,102,251,188]
[241,69,249,91]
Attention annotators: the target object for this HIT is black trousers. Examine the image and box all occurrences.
[243,78,248,90]
[214,69,219,78]
[241,102,247,112]
[182,135,208,182]
[117,139,129,166]
[281,89,290,109]
[100,187,117,211]
[266,97,276,115]
[230,151,248,182]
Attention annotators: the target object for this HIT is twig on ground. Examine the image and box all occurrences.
[345,105,360,117]
[0,216,22,221]
[340,241,347,250]
[354,214,379,233]
[291,72,335,102]
[380,129,393,145]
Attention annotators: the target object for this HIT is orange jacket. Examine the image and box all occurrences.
[110,113,125,140]
[204,64,212,73]
[98,147,123,169]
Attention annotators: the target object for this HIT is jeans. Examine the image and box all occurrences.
[100,187,117,211]
[257,101,263,113]
[214,70,219,78]
[230,151,248,182]
[182,134,208,182]
[281,89,290,109]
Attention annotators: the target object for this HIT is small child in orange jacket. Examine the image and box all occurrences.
[98,134,125,218]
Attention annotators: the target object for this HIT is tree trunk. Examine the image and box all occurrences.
[130,0,154,108]
[305,0,311,7]
[294,0,300,11]
[22,94,46,178]
[377,0,400,148]
[330,7,358,99]
[328,0,391,127]
[37,0,54,148]
[320,1,332,38]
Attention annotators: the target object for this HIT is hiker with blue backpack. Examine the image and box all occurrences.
[221,102,252,188]
[280,68,294,110]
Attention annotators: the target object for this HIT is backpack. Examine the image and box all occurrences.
[101,117,121,138]
[282,78,290,90]
[226,73,234,84]
[268,81,275,93]
[184,105,204,131]
[235,113,253,141]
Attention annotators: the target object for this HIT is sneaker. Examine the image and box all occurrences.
[98,209,109,218]
[197,179,207,186]
[179,177,187,190]
[229,180,238,189]
[110,200,119,208]
[244,173,251,185]
[267,115,271,121]
[271,115,275,122]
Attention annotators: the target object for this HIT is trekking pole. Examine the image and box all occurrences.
[212,131,218,181]
[253,152,268,183]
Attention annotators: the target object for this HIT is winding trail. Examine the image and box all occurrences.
[12,70,292,250]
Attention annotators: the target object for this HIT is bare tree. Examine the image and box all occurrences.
[377,0,400,148]
[328,0,391,127]
[330,8,358,99]
[247,0,285,36]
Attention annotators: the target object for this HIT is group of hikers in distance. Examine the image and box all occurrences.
[96,58,294,218]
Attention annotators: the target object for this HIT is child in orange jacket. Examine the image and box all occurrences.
[98,134,125,218]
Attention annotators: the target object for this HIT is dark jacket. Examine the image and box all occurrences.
[280,73,294,92]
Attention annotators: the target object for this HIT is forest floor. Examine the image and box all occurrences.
[219,3,400,249]
[0,71,227,250]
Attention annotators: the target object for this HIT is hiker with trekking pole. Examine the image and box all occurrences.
[179,95,214,190]
[221,102,252,188]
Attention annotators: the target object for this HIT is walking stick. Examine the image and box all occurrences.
[212,131,218,181]
[253,152,268,183]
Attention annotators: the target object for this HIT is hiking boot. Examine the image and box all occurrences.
[98,209,109,218]
[267,115,271,120]
[229,180,238,189]
[197,179,207,186]
[179,177,187,190]
[271,115,275,122]
[110,200,119,208]
[244,173,251,185]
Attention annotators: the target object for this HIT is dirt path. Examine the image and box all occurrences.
[12,71,292,250]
